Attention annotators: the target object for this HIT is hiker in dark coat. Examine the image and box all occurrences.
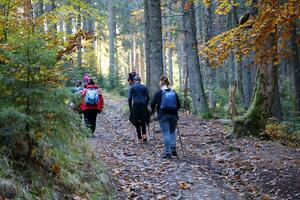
[127,69,137,86]
[128,75,150,143]
[151,76,181,159]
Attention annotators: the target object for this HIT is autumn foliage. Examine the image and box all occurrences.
[202,0,300,66]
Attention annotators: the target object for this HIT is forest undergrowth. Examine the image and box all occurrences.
[0,103,114,199]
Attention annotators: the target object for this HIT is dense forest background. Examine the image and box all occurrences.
[0,0,299,199]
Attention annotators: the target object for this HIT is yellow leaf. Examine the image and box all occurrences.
[178,182,190,190]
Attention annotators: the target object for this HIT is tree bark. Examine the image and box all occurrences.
[148,0,163,96]
[182,0,210,117]
[140,44,146,83]
[203,3,216,109]
[76,8,82,68]
[227,81,237,119]
[233,32,278,137]
[108,0,116,87]
[242,57,253,109]
[144,0,151,88]
[291,23,300,115]
[167,0,173,85]
[233,63,276,137]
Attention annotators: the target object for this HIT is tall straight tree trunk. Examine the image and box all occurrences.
[163,41,167,75]
[272,65,282,120]
[178,40,185,91]
[132,34,136,71]
[148,0,163,96]
[183,39,189,111]
[167,35,173,85]
[144,0,151,88]
[182,0,210,117]
[167,0,173,85]
[108,0,116,87]
[140,44,146,83]
[291,23,300,115]
[90,17,96,68]
[242,57,253,109]
[76,8,82,68]
[204,3,216,109]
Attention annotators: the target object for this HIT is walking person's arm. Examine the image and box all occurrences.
[128,86,133,110]
[176,93,181,110]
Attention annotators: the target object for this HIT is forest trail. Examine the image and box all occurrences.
[90,93,300,200]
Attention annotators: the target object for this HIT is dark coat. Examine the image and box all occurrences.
[128,82,150,124]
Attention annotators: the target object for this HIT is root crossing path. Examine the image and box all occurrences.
[90,94,300,200]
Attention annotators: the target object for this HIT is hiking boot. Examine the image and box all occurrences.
[162,154,172,159]
[138,139,143,144]
[142,134,148,143]
[171,148,177,156]
[171,150,178,156]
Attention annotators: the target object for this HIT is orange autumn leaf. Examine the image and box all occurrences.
[51,164,61,174]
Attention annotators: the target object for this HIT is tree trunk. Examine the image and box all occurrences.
[242,58,253,109]
[291,23,300,115]
[167,0,173,85]
[233,31,278,137]
[148,0,163,96]
[203,3,216,109]
[133,34,136,71]
[76,8,82,68]
[227,81,237,119]
[272,65,282,121]
[108,0,116,87]
[144,0,151,88]
[178,40,184,91]
[233,64,276,137]
[140,44,146,83]
[163,33,167,76]
[183,38,189,111]
[182,0,210,117]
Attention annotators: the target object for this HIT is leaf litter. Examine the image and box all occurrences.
[89,94,300,200]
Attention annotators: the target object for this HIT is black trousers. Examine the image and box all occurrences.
[134,121,147,139]
[83,110,98,133]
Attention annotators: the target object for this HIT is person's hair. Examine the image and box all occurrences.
[88,79,95,85]
[159,75,170,87]
[134,75,141,82]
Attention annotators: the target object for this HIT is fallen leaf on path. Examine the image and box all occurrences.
[156,195,167,200]
[178,182,190,190]
[261,195,271,200]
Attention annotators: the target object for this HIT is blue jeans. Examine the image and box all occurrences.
[159,115,178,155]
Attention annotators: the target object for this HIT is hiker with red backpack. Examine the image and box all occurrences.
[128,75,150,143]
[151,76,181,159]
[80,79,104,137]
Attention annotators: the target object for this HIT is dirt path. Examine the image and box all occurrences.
[90,94,300,200]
